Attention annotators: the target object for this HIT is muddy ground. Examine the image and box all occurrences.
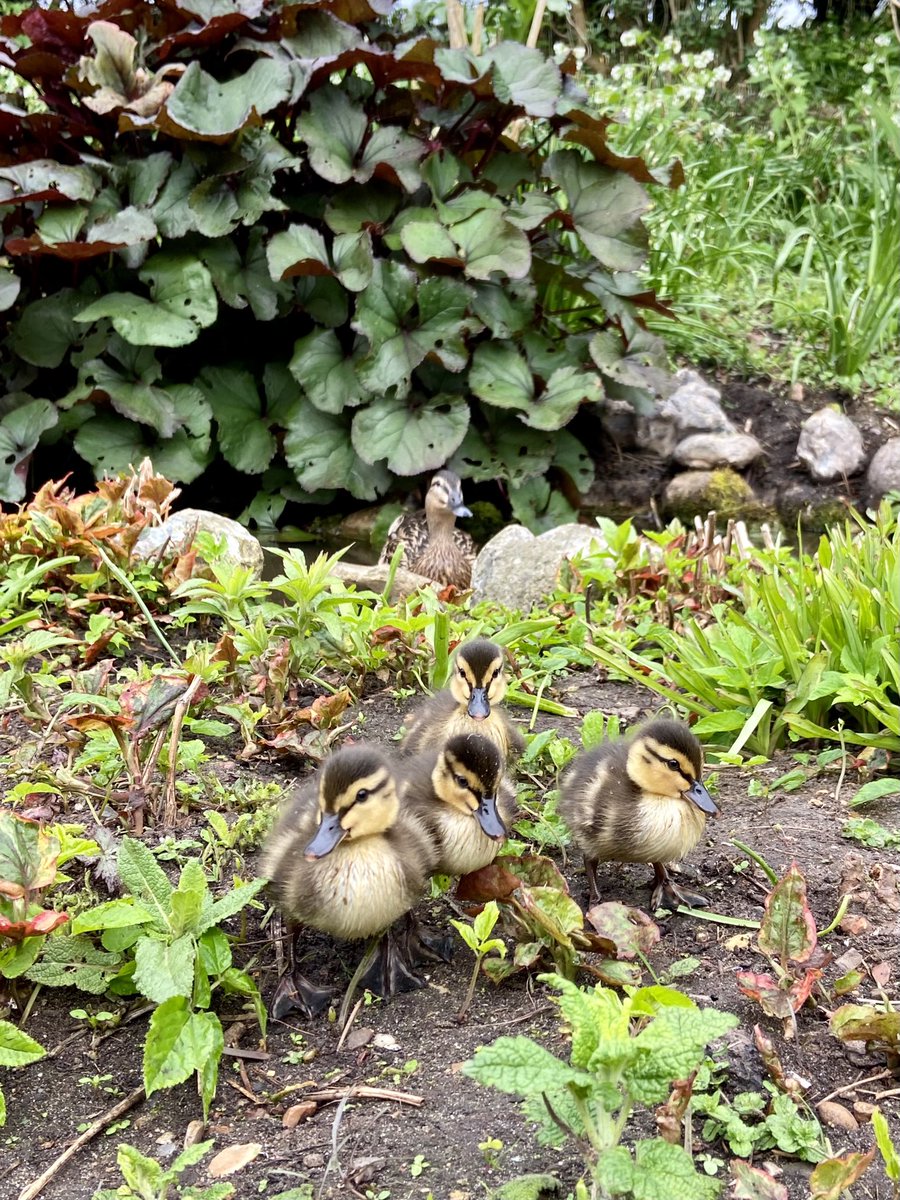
[2,669,898,1200]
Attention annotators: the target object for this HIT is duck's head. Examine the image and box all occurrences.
[425,469,472,521]
[304,746,400,860]
[625,719,718,815]
[432,733,508,840]
[449,638,507,720]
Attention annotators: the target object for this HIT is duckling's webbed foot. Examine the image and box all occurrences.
[271,970,334,1020]
[651,863,709,911]
[584,855,602,907]
[402,911,454,966]
[359,926,425,997]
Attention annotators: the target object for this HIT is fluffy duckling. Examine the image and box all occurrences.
[401,733,517,877]
[262,744,437,1018]
[400,638,524,761]
[558,717,719,911]
[379,469,476,589]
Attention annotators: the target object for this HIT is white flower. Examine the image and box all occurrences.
[620,28,640,47]
[862,60,875,74]
[874,33,890,47]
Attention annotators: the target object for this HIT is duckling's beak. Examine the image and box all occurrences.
[684,778,718,815]
[453,503,472,518]
[304,812,346,860]
[467,687,490,720]
[475,793,507,840]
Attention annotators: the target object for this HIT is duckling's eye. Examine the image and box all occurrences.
[665,759,680,772]
[355,788,369,802]
[458,667,466,678]
[492,668,501,680]
[454,774,468,789]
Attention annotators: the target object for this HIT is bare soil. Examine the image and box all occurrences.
[3,670,899,1200]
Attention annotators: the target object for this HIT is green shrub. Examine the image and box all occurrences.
[0,0,672,513]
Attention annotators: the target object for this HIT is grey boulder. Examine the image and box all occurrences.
[133,509,265,577]
[867,437,900,502]
[796,408,865,481]
[471,523,609,610]
[674,432,763,470]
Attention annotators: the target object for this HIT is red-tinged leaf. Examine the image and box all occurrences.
[210,632,238,673]
[0,907,68,942]
[830,1003,900,1053]
[64,713,130,733]
[590,958,642,988]
[753,1024,803,1096]
[585,901,661,960]
[119,673,202,737]
[456,863,521,903]
[82,627,116,665]
[0,812,61,894]
[294,689,351,730]
[809,1151,874,1200]
[498,854,570,891]
[757,861,817,968]
[655,1073,695,1144]
[371,625,403,643]
[730,1160,789,1200]
[736,970,795,1019]
[787,967,822,1012]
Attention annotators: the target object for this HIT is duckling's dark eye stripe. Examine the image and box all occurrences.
[342,775,390,812]
[646,746,693,787]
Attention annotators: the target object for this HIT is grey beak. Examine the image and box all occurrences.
[452,503,472,518]
[685,778,718,815]
[304,812,346,859]
[475,793,507,841]
[467,687,490,720]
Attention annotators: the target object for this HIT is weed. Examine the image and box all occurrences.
[450,900,508,1021]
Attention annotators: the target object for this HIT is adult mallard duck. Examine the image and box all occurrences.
[558,717,719,910]
[379,469,476,589]
[400,733,516,877]
[262,744,438,1018]
[400,637,524,761]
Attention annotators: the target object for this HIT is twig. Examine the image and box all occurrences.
[866,1086,900,1101]
[226,1078,260,1104]
[17,1085,145,1200]
[335,998,364,1053]
[163,674,204,826]
[318,1095,349,1200]
[817,1069,894,1105]
[92,542,180,666]
[267,1083,423,1107]
[834,723,848,806]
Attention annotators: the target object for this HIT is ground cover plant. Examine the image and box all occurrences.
[0,0,677,521]
[1,471,899,1198]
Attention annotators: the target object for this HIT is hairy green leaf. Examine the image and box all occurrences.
[133,933,196,1004]
[351,393,469,475]
[0,1020,45,1068]
[463,1035,591,1095]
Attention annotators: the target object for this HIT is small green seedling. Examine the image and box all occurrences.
[409,1153,429,1178]
[450,900,507,1021]
[91,1140,233,1200]
[873,1108,900,1199]
[478,1136,504,1168]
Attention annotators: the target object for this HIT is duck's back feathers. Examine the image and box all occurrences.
[380,513,476,566]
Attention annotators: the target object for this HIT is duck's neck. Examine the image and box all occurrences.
[425,501,455,543]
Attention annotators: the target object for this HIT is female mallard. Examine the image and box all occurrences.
[400,733,516,877]
[262,744,438,1017]
[400,637,524,761]
[379,469,476,589]
[558,717,718,910]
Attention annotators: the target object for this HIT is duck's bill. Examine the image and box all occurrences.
[475,793,507,840]
[467,687,491,719]
[685,778,718,815]
[453,503,473,518]
[304,812,346,859]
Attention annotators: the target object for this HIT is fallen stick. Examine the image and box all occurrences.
[18,1084,146,1200]
[268,1082,423,1107]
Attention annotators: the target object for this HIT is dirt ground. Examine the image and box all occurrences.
[2,668,898,1200]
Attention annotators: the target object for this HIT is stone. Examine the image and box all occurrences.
[659,384,735,437]
[329,561,432,601]
[673,432,763,469]
[867,437,900,501]
[133,509,265,577]
[635,411,678,458]
[796,407,865,481]
[663,468,765,522]
[471,523,609,610]
[816,1101,858,1132]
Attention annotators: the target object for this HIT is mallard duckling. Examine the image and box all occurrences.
[558,717,719,911]
[262,744,437,1018]
[400,637,524,760]
[379,469,476,589]
[401,733,517,877]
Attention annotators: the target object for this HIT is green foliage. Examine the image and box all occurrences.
[1,1,670,508]
[0,1020,45,1129]
[91,1140,234,1200]
[873,1108,900,1197]
[694,1085,825,1163]
[464,974,737,1197]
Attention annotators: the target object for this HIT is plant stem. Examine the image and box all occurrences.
[456,952,483,1022]
[92,542,180,666]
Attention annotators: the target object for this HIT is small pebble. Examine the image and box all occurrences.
[817,1100,859,1131]
[282,1101,317,1129]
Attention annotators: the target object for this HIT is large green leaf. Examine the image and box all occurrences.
[198,365,275,475]
[451,207,532,280]
[10,288,93,368]
[546,150,650,272]
[450,420,553,487]
[76,254,218,347]
[597,1140,720,1200]
[0,398,59,502]
[484,43,562,118]
[354,265,476,395]
[0,160,98,203]
[0,1020,45,1069]
[351,393,470,475]
[524,366,603,431]
[298,87,424,191]
[133,933,196,1004]
[162,58,292,140]
[469,341,533,411]
[266,224,330,280]
[324,183,400,233]
[463,1035,591,1095]
[283,402,390,500]
[0,266,21,312]
[289,329,369,413]
[70,358,178,437]
[143,997,224,1118]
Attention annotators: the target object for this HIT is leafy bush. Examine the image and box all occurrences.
[0,0,671,515]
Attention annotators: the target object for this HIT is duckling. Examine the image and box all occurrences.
[379,469,476,589]
[400,637,524,761]
[401,733,517,877]
[262,744,438,1018]
[558,717,719,911]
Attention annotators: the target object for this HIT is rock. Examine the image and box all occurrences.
[635,411,678,458]
[674,432,763,469]
[867,437,900,502]
[329,561,432,601]
[775,485,850,532]
[282,1101,317,1129]
[660,380,736,437]
[796,407,865,481]
[333,504,391,543]
[471,523,609,610]
[663,468,766,522]
[816,1101,859,1131]
[133,509,265,577]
